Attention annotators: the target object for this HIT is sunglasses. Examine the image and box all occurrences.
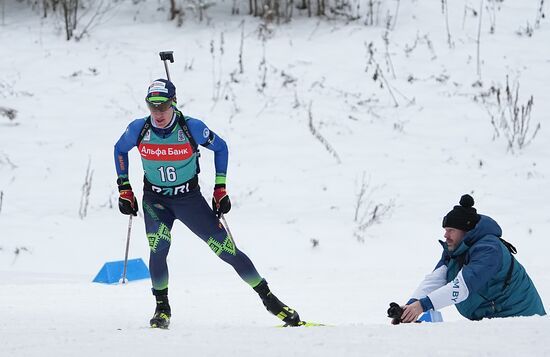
[146,97,174,112]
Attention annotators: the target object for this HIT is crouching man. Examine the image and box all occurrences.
[398,194,545,323]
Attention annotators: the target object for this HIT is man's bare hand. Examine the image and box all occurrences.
[401,301,423,323]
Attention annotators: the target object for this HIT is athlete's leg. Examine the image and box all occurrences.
[143,192,176,292]
[173,189,263,288]
[173,189,301,325]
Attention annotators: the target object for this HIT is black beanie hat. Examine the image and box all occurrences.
[442,194,480,231]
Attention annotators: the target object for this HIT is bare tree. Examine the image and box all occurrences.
[382,12,396,79]
[238,20,245,74]
[210,32,225,103]
[60,0,78,41]
[364,42,399,106]
[256,23,271,93]
[365,0,375,25]
[404,32,437,60]
[486,0,500,34]
[316,0,325,16]
[33,0,121,41]
[482,76,541,153]
[534,0,545,29]
[169,0,182,20]
[185,0,216,23]
[476,0,484,79]
[284,0,293,22]
[79,158,93,219]
[442,0,454,48]
[353,173,394,242]
[328,0,360,22]
[365,0,382,26]
[391,0,400,30]
[307,102,341,164]
[76,0,122,40]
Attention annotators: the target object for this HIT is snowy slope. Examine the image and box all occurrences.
[1,0,549,355]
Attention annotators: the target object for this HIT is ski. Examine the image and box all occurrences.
[275,321,326,328]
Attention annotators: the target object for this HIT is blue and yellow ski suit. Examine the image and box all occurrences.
[114,108,263,291]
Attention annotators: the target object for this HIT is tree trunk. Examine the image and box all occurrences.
[62,1,72,40]
[170,0,176,20]
[285,0,293,22]
[71,0,78,30]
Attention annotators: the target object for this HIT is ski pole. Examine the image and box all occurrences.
[220,214,234,240]
[121,215,133,284]
[159,51,174,81]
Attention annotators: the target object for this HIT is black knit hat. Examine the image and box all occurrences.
[442,194,480,231]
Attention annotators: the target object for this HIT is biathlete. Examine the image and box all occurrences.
[114,79,301,328]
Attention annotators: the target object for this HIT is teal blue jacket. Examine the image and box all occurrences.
[414,215,546,320]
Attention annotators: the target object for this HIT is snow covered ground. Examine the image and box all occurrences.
[1,0,549,355]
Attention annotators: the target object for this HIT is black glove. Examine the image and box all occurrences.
[117,177,138,216]
[212,184,231,218]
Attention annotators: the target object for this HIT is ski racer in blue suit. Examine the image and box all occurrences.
[114,79,301,328]
[400,194,546,323]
